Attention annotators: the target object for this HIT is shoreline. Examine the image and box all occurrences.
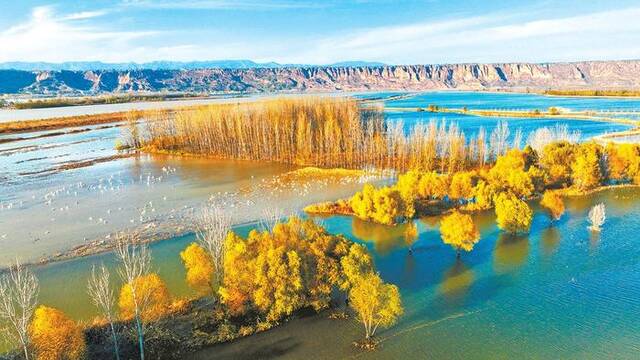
[8,181,636,273]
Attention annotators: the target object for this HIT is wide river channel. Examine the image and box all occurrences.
[1,91,640,358]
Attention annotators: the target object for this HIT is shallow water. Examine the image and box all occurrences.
[2,91,640,356]
[190,187,640,359]
[0,96,256,123]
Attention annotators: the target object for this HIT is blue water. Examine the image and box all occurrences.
[353,91,637,140]
[383,91,640,112]
[192,187,640,359]
[4,92,640,357]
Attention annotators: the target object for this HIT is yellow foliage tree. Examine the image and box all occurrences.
[449,171,475,202]
[540,141,576,187]
[417,171,449,199]
[349,272,403,340]
[439,211,480,257]
[253,247,304,322]
[469,179,499,210]
[350,184,413,225]
[494,192,533,234]
[119,273,170,323]
[610,143,640,183]
[218,232,254,316]
[571,143,604,190]
[395,171,421,204]
[489,149,535,198]
[540,190,564,221]
[219,218,362,321]
[29,305,86,360]
[180,242,215,296]
[339,243,374,291]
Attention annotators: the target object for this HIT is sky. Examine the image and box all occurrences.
[1,0,640,65]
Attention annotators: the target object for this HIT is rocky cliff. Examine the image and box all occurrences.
[2,60,640,95]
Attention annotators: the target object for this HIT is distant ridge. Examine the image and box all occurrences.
[0,60,386,71]
[2,60,640,95]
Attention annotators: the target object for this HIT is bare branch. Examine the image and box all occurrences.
[0,259,39,360]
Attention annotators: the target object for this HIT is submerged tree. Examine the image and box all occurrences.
[494,192,533,234]
[349,272,403,341]
[29,305,86,360]
[588,203,606,232]
[439,211,481,257]
[0,260,39,360]
[540,190,565,222]
[87,264,120,360]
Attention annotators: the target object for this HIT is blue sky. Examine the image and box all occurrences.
[1,0,640,64]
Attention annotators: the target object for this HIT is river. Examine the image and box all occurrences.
[1,91,639,357]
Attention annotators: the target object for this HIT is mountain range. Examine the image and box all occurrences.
[1,60,639,96]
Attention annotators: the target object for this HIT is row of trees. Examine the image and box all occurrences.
[331,139,636,257]
[0,233,176,360]
[0,214,403,359]
[344,140,640,227]
[134,97,534,171]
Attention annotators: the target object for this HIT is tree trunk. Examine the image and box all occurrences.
[136,316,145,360]
[110,322,121,360]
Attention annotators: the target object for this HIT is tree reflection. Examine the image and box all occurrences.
[438,260,475,303]
[351,217,411,255]
[494,233,529,273]
[541,226,560,257]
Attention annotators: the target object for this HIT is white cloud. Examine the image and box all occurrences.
[278,7,640,64]
[0,6,159,63]
[2,4,640,65]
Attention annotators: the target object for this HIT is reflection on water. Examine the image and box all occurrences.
[589,230,601,253]
[5,91,640,357]
[439,260,475,304]
[493,233,529,273]
[540,226,561,257]
[351,217,418,255]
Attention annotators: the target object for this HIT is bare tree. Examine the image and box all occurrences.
[489,121,510,159]
[114,233,152,360]
[0,260,39,360]
[588,203,606,231]
[527,124,581,153]
[259,206,285,232]
[197,205,232,293]
[88,264,120,360]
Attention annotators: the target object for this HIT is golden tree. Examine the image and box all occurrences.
[180,242,215,296]
[439,211,480,257]
[219,218,360,321]
[29,305,86,360]
[417,171,449,199]
[350,184,412,225]
[218,232,255,316]
[449,171,475,202]
[469,179,498,210]
[540,191,564,221]
[571,143,604,190]
[540,141,576,187]
[119,273,170,323]
[349,272,403,340]
[339,243,374,291]
[494,192,533,234]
